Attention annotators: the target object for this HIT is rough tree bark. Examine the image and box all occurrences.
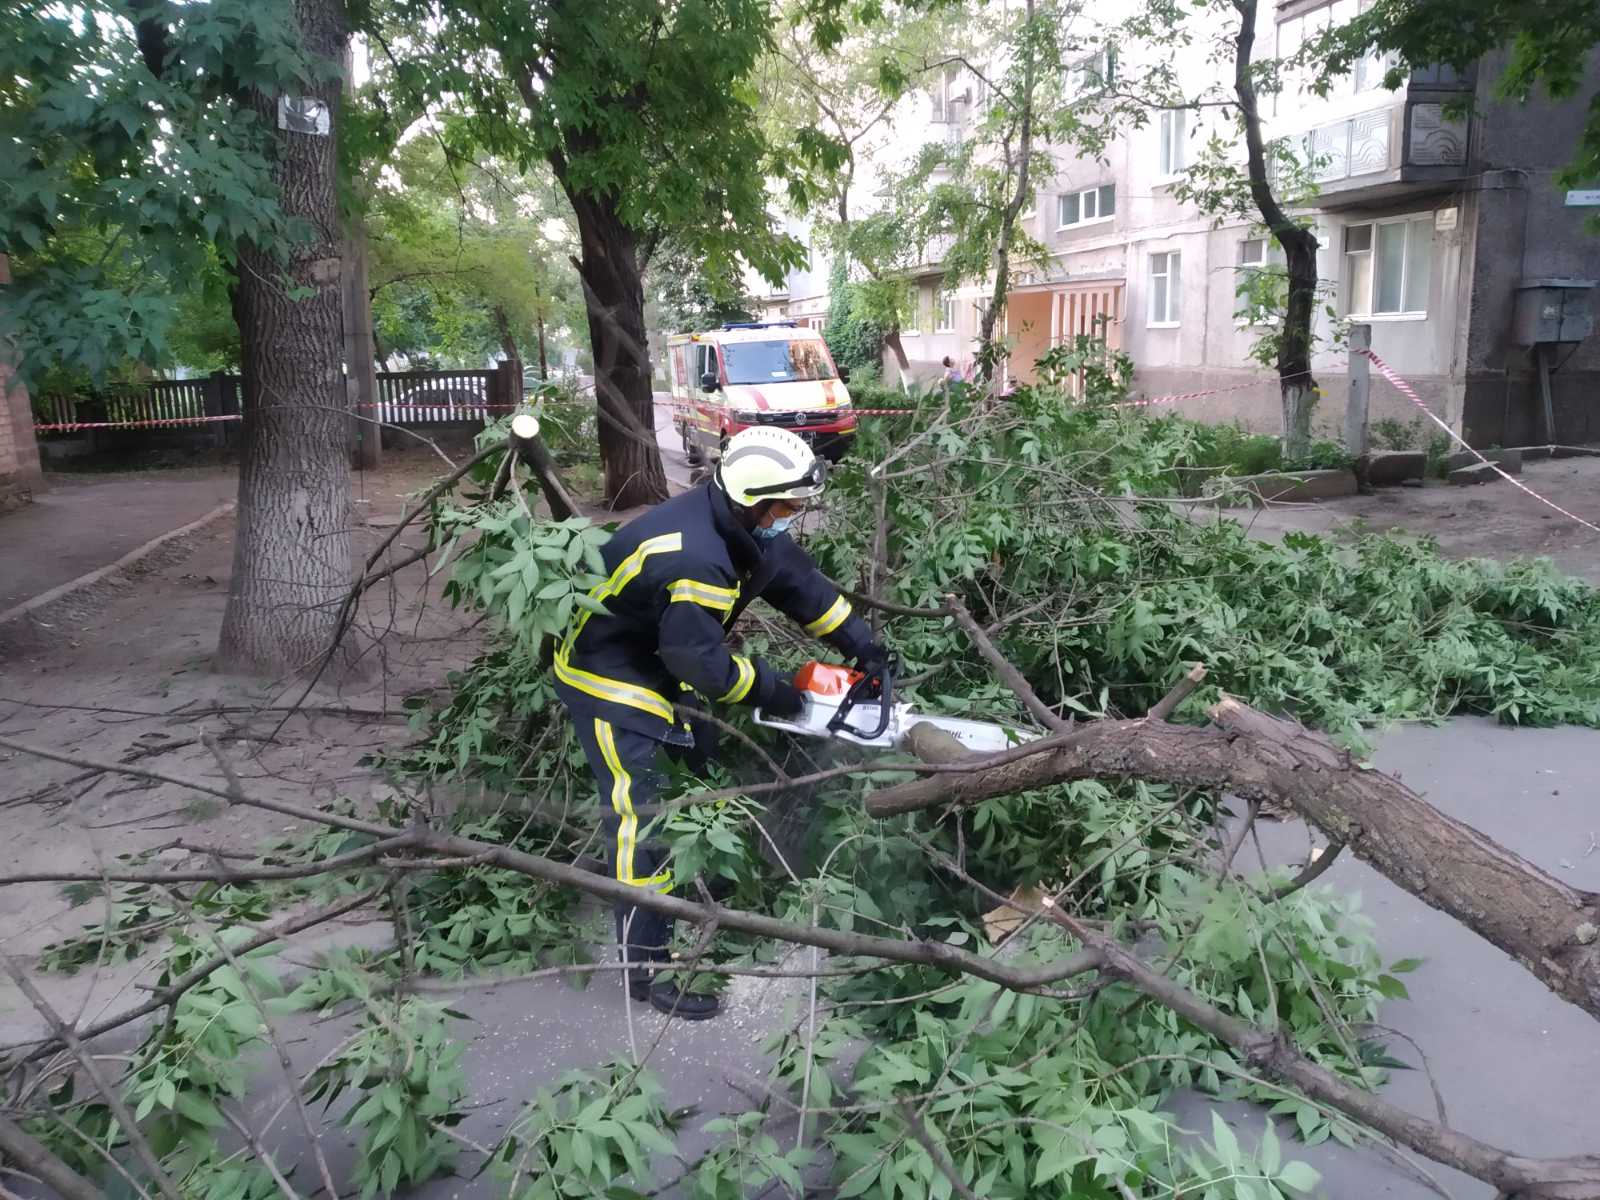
[216,0,352,674]
[868,699,1600,1023]
[547,157,667,510]
[1234,0,1320,459]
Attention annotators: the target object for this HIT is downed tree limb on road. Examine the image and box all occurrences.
[869,696,1600,1026]
[6,730,1600,1195]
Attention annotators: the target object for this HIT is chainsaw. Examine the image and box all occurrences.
[754,660,1038,754]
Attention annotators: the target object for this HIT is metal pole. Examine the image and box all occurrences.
[1537,343,1557,445]
[1344,322,1371,459]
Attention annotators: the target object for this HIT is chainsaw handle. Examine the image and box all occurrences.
[828,657,895,740]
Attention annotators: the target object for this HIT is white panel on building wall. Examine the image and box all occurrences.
[1407,103,1468,167]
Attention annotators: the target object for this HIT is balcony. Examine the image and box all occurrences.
[1277,66,1475,208]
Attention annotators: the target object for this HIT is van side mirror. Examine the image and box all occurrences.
[836,365,851,384]
[700,371,720,391]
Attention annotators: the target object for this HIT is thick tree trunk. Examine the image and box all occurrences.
[883,326,912,391]
[561,190,667,510]
[867,698,1600,1023]
[493,304,521,364]
[1233,0,1320,460]
[216,0,351,674]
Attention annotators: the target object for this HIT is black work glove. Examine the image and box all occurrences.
[762,679,807,718]
[855,643,891,683]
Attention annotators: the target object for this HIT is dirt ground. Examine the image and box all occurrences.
[0,446,482,1043]
[1,436,1598,1196]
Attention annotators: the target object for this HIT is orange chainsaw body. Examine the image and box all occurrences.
[793,661,863,697]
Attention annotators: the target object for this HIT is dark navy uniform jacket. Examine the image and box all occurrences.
[553,482,874,741]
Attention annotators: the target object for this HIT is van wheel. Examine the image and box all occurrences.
[683,425,703,465]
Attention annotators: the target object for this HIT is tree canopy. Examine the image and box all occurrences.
[0,0,325,382]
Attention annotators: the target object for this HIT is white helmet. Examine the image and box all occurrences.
[716,427,828,508]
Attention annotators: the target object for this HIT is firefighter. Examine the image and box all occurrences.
[553,426,887,1019]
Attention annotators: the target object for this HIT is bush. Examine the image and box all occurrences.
[823,258,887,376]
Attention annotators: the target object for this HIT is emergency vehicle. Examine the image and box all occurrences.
[664,322,857,465]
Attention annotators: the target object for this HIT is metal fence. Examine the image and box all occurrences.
[35,367,516,445]
[373,370,500,425]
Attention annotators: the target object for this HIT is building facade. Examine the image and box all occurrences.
[756,7,1599,445]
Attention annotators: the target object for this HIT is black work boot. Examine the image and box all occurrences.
[626,967,722,1020]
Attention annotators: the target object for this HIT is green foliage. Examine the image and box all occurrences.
[812,356,1600,747]
[40,881,273,975]
[303,990,469,1199]
[402,806,596,978]
[370,0,809,294]
[366,141,584,368]
[0,0,327,383]
[39,816,381,973]
[488,1060,681,1198]
[824,257,889,374]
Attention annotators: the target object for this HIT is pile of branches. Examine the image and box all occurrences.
[3,373,1600,1199]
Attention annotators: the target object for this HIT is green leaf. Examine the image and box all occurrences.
[1210,1111,1240,1168]
[1276,1160,1321,1194]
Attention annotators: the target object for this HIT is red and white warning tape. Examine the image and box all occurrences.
[1361,348,1600,535]
[1118,373,1314,410]
[31,414,244,434]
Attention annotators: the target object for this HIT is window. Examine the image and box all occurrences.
[1067,48,1116,97]
[936,291,957,332]
[1237,237,1285,326]
[1057,184,1116,229]
[1148,251,1182,326]
[721,338,837,385]
[1344,216,1432,316]
[696,344,719,386]
[929,67,964,123]
[1158,110,1186,177]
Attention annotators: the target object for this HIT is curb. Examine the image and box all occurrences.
[0,501,236,628]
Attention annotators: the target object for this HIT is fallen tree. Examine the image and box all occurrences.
[868,697,1600,1023]
[6,360,1600,1199]
[6,685,1600,1196]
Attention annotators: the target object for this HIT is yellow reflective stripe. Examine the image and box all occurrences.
[667,578,738,613]
[562,532,685,657]
[805,595,852,638]
[554,649,674,722]
[719,655,756,704]
[595,718,672,894]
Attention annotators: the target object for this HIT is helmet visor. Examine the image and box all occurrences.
[743,455,829,500]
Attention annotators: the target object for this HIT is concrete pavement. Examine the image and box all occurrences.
[0,470,236,611]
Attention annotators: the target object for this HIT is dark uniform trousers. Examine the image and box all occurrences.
[572,714,679,971]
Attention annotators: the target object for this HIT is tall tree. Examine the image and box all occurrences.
[217,0,353,672]
[1,0,361,674]
[364,142,582,371]
[756,3,932,385]
[1063,0,1330,456]
[375,0,808,508]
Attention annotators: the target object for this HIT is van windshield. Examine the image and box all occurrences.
[722,339,836,385]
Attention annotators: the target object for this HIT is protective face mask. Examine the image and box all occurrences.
[756,515,795,540]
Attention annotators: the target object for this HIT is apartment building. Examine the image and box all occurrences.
[756,6,1600,446]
